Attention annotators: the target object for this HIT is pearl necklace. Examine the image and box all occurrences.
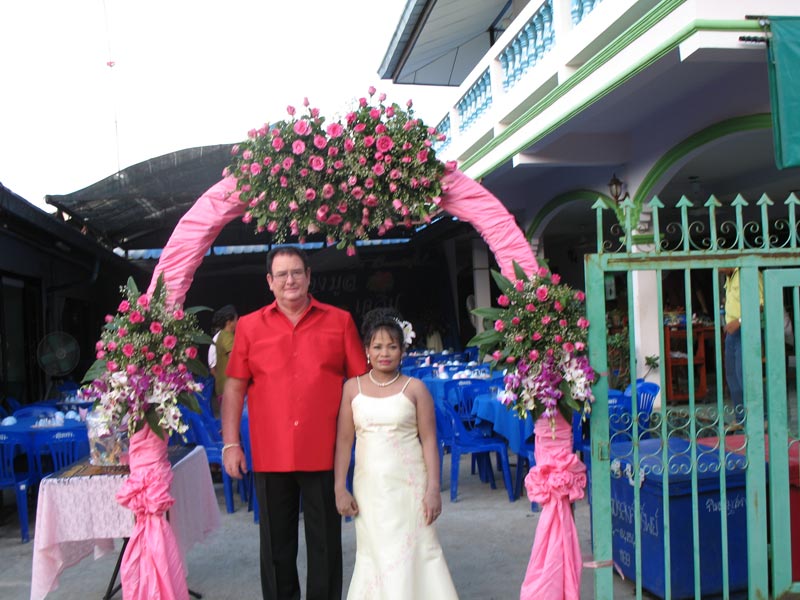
[368,369,401,387]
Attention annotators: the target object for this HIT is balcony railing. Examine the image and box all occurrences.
[433,0,611,156]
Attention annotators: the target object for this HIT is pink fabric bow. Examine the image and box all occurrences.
[520,414,586,600]
[116,427,188,600]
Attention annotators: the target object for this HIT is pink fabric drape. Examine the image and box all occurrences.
[148,175,243,306]
[440,169,538,279]
[116,427,188,600]
[520,414,586,600]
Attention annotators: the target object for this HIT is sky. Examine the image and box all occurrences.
[0,0,454,211]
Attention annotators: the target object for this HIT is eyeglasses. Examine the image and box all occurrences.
[271,269,307,282]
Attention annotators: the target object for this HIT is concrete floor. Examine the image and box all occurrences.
[0,454,638,600]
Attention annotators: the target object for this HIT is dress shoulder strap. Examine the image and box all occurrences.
[356,375,363,395]
[400,376,412,394]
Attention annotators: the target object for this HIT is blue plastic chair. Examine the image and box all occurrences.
[444,379,493,431]
[239,413,258,522]
[184,410,235,514]
[434,399,515,502]
[4,397,22,413]
[622,381,659,438]
[0,431,31,542]
[33,428,87,476]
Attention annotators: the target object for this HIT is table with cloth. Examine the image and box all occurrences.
[422,373,505,407]
[471,394,533,455]
[29,444,221,600]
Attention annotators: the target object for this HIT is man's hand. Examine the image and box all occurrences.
[223,445,247,479]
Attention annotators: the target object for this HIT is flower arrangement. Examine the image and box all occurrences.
[226,87,456,255]
[468,263,596,430]
[81,275,212,439]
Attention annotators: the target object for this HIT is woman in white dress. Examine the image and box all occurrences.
[334,308,459,600]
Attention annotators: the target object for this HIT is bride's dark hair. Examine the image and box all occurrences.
[361,307,405,348]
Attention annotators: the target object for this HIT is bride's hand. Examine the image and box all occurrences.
[423,488,442,525]
[335,488,359,517]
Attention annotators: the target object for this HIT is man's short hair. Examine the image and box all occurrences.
[266,246,310,274]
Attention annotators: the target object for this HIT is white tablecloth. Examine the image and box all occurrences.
[30,445,221,600]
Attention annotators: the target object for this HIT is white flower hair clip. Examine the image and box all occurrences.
[396,319,416,347]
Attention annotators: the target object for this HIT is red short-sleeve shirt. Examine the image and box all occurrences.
[226,296,367,471]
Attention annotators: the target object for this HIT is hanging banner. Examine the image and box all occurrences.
[768,16,800,169]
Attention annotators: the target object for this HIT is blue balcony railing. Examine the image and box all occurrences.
[499,0,554,92]
[571,0,604,26]
[434,114,452,155]
[457,69,493,132]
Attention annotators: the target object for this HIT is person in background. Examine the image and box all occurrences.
[721,267,763,427]
[334,307,458,599]
[221,246,366,600]
[213,305,238,410]
[209,304,237,376]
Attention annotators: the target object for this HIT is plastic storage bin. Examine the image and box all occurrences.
[609,437,748,599]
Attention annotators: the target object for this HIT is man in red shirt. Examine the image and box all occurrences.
[222,246,367,600]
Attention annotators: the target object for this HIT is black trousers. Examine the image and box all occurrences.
[253,470,342,600]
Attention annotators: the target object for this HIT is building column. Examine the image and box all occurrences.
[472,239,492,333]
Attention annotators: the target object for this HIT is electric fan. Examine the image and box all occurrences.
[36,332,80,399]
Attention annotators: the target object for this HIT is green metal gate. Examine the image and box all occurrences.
[583,195,800,599]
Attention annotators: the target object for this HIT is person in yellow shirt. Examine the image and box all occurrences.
[213,305,238,409]
[721,267,763,422]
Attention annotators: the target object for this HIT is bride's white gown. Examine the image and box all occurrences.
[347,377,459,599]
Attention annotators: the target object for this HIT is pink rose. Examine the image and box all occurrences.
[173,309,184,320]
[514,335,524,343]
[491,350,502,361]
[541,316,552,325]
[515,280,525,292]
[267,221,278,233]
[532,332,542,341]
[272,137,284,151]
[105,314,114,323]
[126,364,138,375]
[559,319,568,327]
[494,320,505,332]
[497,295,510,307]
[316,205,330,221]
[106,360,118,372]
[286,105,296,116]
[529,350,540,362]
[326,123,344,138]
[368,86,376,95]
[369,108,381,119]
[150,321,163,334]
[122,343,135,358]
[574,291,586,301]
[161,353,173,366]
[107,341,117,351]
[242,150,253,160]
[293,120,311,136]
[313,134,327,149]
[353,123,366,133]
[537,266,549,278]
[372,163,385,176]
[309,155,325,171]
[305,188,317,201]
[322,183,335,199]
[282,157,294,170]
[551,274,561,285]
[185,346,198,359]
[344,139,355,152]
[268,201,279,212]
[346,245,356,257]
[337,201,348,213]
[117,327,127,337]
[146,352,156,361]
[363,135,375,147]
[511,317,521,326]
[137,295,149,309]
[416,149,429,163]
[151,364,163,375]
[95,341,104,351]
[577,317,590,329]
[563,342,575,353]
[326,214,343,226]
[292,140,306,155]
[163,335,177,349]
[96,350,106,359]
[118,300,130,313]
[535,286,549,302]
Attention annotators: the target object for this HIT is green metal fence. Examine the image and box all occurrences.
[584,194,800,599]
